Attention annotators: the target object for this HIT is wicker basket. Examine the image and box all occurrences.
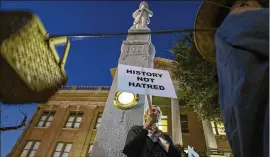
[0,10,70,104]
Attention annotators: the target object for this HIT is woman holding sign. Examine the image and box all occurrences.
[123,105,182,157]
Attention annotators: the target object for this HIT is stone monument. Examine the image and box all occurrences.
[89,2,156,157]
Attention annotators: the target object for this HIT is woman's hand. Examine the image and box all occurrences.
[143,112,158,130]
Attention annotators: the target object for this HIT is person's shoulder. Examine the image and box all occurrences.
[163,133,173,142]
[130,125,144,131]
[163,133,171,139]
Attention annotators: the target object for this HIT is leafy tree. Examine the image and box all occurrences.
[171,33,222,122]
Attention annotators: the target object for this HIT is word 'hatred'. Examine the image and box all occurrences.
[129,82,165,90]
[127,69,162,78]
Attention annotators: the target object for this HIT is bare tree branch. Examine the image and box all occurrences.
[0,113,27,131]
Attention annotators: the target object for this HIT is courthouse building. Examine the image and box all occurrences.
[8,58,232,157]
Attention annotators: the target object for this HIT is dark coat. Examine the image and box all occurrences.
[215,9,269,157]
[123,125,182,157]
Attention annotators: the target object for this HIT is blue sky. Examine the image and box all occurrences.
[1,1,201,156]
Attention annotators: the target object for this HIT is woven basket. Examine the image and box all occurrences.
[0,10,69,104]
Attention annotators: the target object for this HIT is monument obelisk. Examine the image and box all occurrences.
[90,2,155,157]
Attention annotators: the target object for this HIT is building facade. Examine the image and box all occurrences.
[8,58,232,157]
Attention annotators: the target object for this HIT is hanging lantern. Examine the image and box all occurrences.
[0,10,70,104]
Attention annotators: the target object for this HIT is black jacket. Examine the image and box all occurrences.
[123,125,182,157]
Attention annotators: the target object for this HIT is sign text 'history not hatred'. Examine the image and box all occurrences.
[126,69,165,90]
[117,64,177,98]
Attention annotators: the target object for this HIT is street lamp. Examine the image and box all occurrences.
[113,91,140,110]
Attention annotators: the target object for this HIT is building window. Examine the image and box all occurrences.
[211,121,226,135]
[94,113,103,129]
[158,115,168,133]
[36,111,55,128]
[86,144,93,157]
[20,141,40,157]
[180,114,189,133]
[53,142,72,157]
[65,112,83,128]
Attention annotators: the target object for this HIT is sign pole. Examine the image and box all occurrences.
[146,95,152,114]
[146,94,160,132]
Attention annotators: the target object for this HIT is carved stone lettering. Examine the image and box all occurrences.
[120,111,125,124]
[130,45,142,54]
[107,149,125,157]
[121,44,149,60]
[129,45,144,55]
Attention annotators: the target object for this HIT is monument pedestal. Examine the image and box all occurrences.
[90,2,155,157]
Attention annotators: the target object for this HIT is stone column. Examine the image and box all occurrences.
[90,2,155,157]
[171,98,183,145]
[170,80,183,145]
[202,120,218,152]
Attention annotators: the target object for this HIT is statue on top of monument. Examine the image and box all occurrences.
[131,1,153,29]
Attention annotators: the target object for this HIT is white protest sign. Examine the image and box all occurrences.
[188,146,199,157]
[117,64,177,98]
